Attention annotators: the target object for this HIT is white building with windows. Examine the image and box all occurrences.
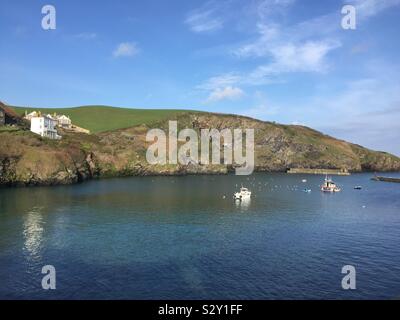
[56,114,72,128]
[30,115,61,139]
[25,111,39,121]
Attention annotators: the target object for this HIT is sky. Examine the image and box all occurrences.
[0,0,399,155]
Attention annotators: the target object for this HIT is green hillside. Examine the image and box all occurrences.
[11,105,191,133]
[2,105,400,187]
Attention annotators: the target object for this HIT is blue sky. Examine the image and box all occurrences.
[0,0,399,155]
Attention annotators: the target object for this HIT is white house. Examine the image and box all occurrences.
[24,111,38,121]
[56,115,72,128]
[31,115,61,139]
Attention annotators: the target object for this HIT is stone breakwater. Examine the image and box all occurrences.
[287,168,350,175]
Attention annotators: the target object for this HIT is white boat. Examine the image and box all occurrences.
[321,175,341,192]
[234,187,251,200]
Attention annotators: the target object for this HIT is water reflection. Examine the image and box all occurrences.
[235,198,251,210]
[23,206,44,261]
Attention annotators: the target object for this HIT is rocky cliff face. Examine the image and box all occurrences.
[1,112,399,187]
[0,131,97,186]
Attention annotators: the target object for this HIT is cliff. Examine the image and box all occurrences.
[1,110,399,187]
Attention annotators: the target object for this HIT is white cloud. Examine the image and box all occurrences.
[185,0,296,34]
[206,86,244,102]
[197,73,245,103]
[200,39,340,90]
[234,23,280,58]
[233,18,342,82]
[193,0,399,148]
[185,8,223,33]
[351,0,400,18]
[224,0,398,85]
[249,40,341,79]
[113,42,139,58]
[197,73,241,90]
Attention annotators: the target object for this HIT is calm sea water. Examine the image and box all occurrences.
[1,173,400,299]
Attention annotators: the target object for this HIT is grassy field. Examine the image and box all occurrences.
[11,105,191,133]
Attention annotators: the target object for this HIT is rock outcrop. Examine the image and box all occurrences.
[1,112,399,187]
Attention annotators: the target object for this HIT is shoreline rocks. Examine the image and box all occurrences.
[1,112,400,187]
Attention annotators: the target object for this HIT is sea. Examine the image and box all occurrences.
[1,172,399,299]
